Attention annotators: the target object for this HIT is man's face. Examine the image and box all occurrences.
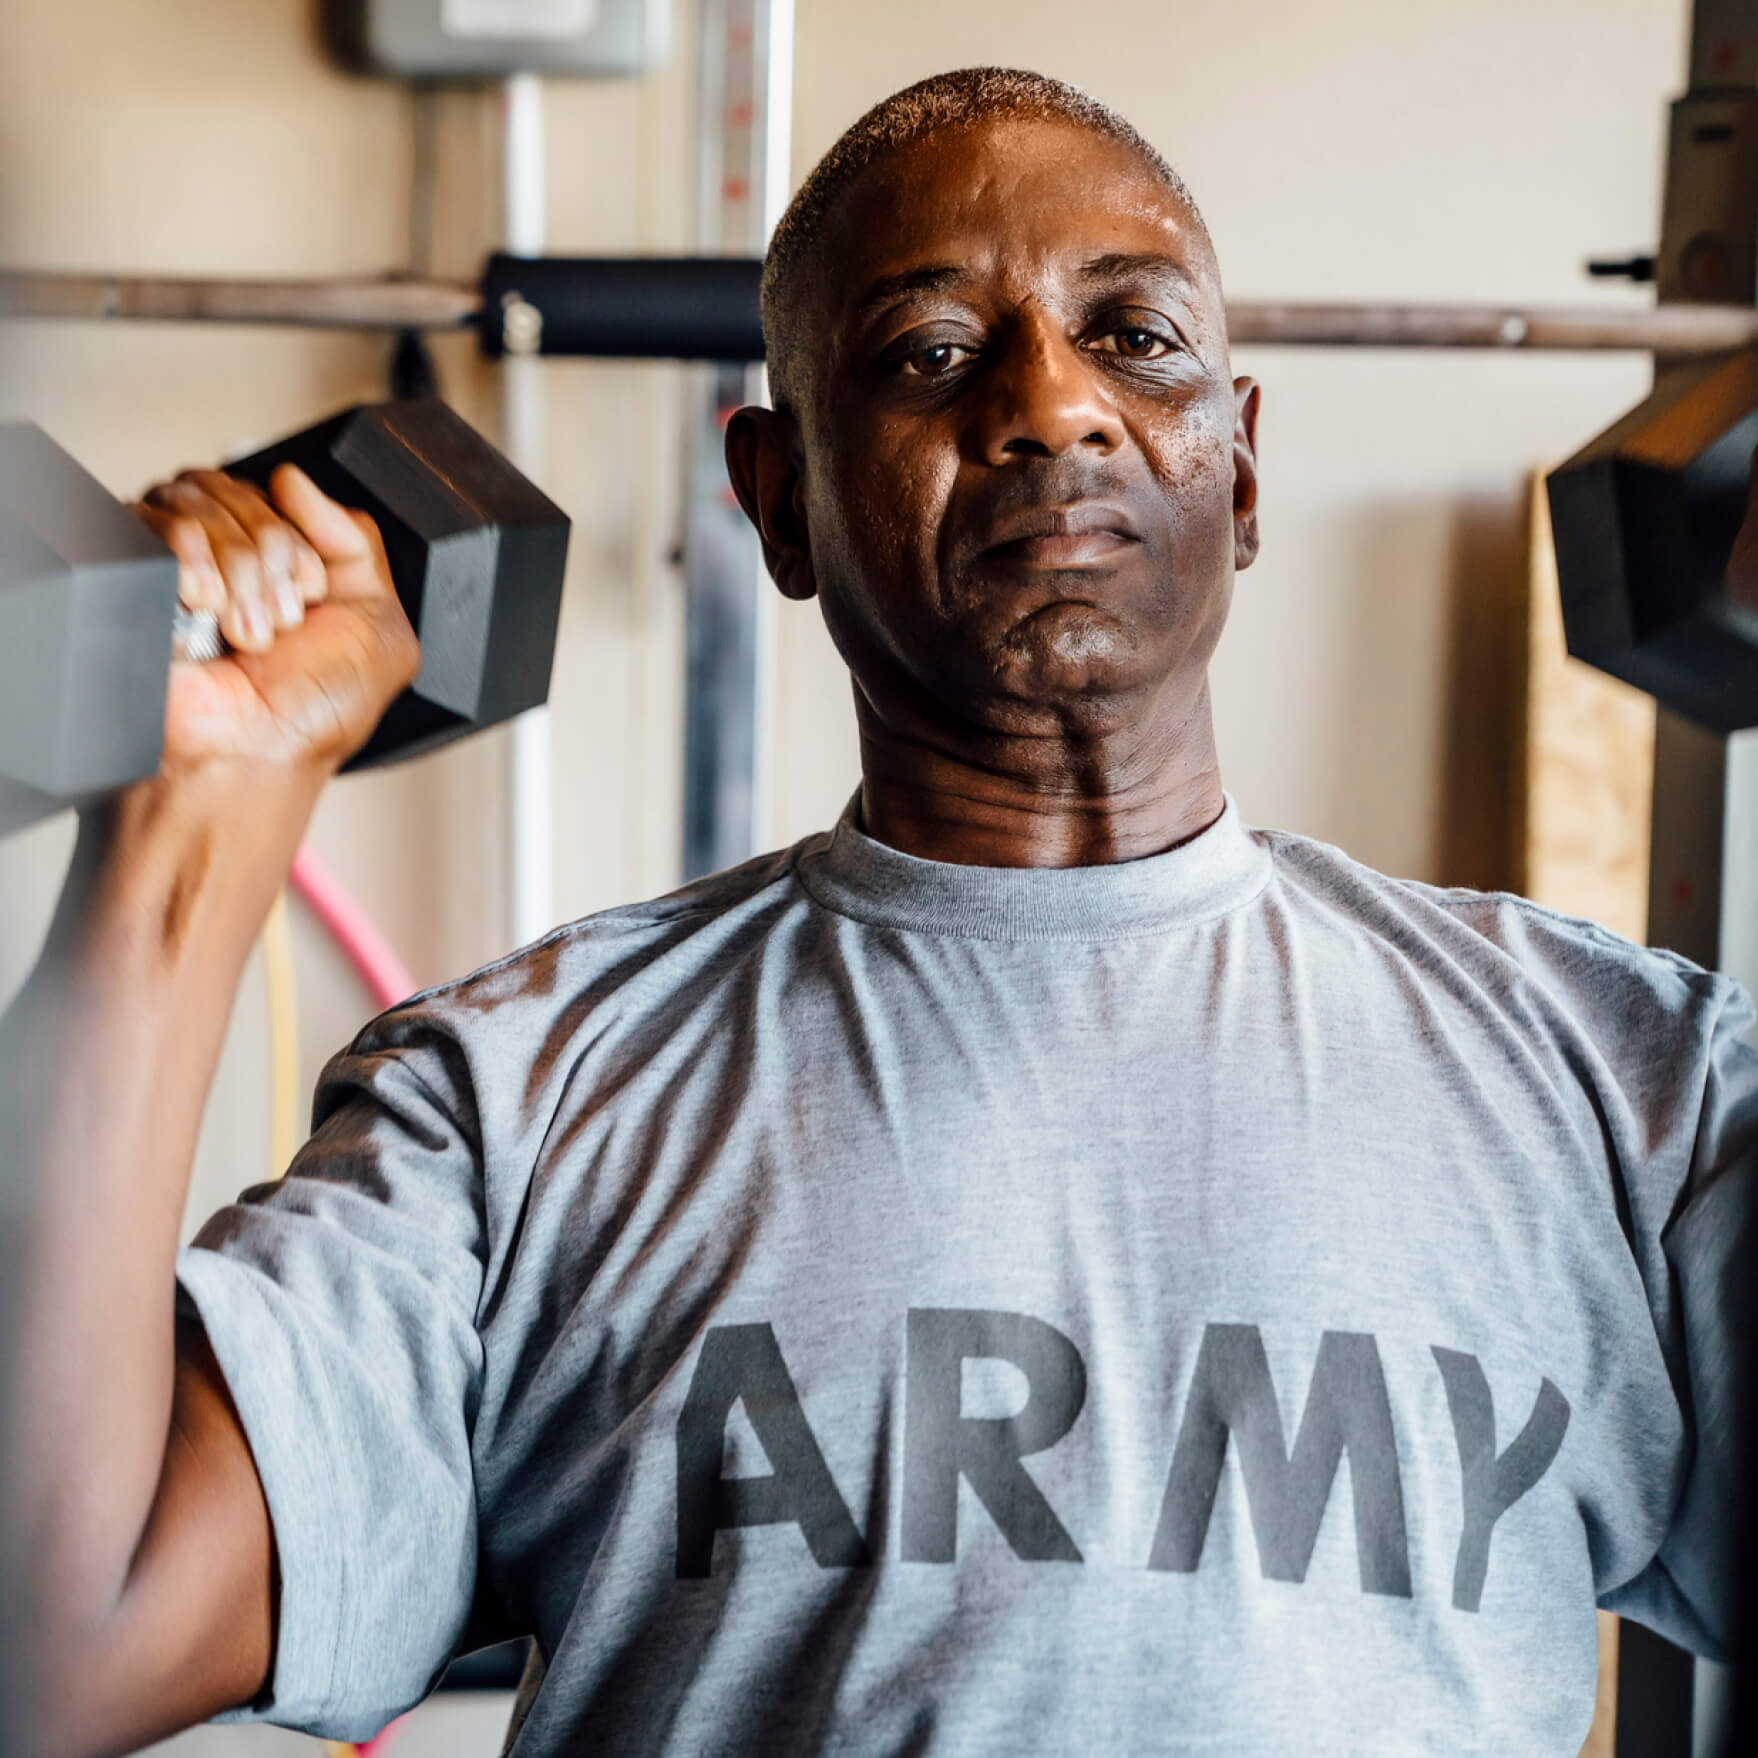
[739,116,1259,745]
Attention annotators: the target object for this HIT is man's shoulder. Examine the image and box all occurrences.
[1257,821,1732,1019]
[366,831,833,1040]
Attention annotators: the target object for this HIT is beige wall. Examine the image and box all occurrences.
[0,1,1695,1752]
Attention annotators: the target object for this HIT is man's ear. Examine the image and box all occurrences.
[1232,377,1261,571]
[725,405,817,601]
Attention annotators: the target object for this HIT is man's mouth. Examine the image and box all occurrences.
[976,503,1144,567]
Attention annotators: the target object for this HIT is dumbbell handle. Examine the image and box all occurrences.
[171,608,226,664]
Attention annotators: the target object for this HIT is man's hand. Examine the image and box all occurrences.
[136,464,420,778]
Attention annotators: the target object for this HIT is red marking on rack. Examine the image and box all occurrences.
[727,101,755,127]
[723,177,750,202]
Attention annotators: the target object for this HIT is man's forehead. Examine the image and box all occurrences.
[849,252,1205,326]
[818,118,1214,316]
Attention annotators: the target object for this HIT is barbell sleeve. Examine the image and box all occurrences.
[1223,301,1758,352]
[0,269,481,331]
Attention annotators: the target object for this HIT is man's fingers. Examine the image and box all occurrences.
[267,464,418,688]
[141,477,274,653]
[268,466,383,580]
[196,472,320,631]
[138,463,410,701]
[133,504,226,617]
[289,534,328,606]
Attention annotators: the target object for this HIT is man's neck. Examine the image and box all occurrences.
[853,682,1226,869]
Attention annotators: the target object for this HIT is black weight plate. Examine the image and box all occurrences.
[1549,351,1758,733]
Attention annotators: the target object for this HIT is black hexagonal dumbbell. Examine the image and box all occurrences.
[1548,350,1758,733]
[227,397,569,770]
[0,399,570,834]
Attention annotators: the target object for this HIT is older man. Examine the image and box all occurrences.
[7,67,1747,1758]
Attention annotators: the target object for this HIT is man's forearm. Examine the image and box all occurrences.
[3,765,319,1702]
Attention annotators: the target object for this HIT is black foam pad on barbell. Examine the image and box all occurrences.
[227,397,571,770]
[0,423,179,834]
[477,254,766,360]
[1548,350,1758,733]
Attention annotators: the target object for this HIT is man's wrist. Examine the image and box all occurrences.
[51,761,329,980]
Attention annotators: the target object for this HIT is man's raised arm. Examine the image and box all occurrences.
[1,464,418,1758]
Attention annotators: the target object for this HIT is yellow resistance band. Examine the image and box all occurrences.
[262,889,300,1181]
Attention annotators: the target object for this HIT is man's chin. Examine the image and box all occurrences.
[986,602,1153,704]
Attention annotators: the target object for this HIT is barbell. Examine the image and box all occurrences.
[8,259,1758,357]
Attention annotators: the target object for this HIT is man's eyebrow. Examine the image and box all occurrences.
[1075,251,1198,291]
[849,264,972,324]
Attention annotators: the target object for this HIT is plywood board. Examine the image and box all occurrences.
[1517,474,1657,945]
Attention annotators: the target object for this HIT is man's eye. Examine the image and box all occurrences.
[901,341,976,377]
[1090,327,1173,360]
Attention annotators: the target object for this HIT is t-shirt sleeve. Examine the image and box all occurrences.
[175,1001,489,1740]
[1591,962,1757,1659]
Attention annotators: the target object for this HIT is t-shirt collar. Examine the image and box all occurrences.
[797,792,1271,941]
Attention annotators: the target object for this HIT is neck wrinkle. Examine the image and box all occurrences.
[852,681,1225,870]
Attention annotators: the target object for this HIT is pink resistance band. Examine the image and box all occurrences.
[289,845,420,1012]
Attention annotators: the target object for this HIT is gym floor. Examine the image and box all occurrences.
[0,2,1695,1756]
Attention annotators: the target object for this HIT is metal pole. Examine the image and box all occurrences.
[502,74,555,951]
[679,0,790,879]
[751,0,793,856]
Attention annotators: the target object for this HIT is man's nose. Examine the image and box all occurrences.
[976,321,1125,464]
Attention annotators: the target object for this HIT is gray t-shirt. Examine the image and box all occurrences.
[177,797,1753,1755]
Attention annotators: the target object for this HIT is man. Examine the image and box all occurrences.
[5,67,1747,1757]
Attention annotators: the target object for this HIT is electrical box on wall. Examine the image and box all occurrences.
[326,0,667,78]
